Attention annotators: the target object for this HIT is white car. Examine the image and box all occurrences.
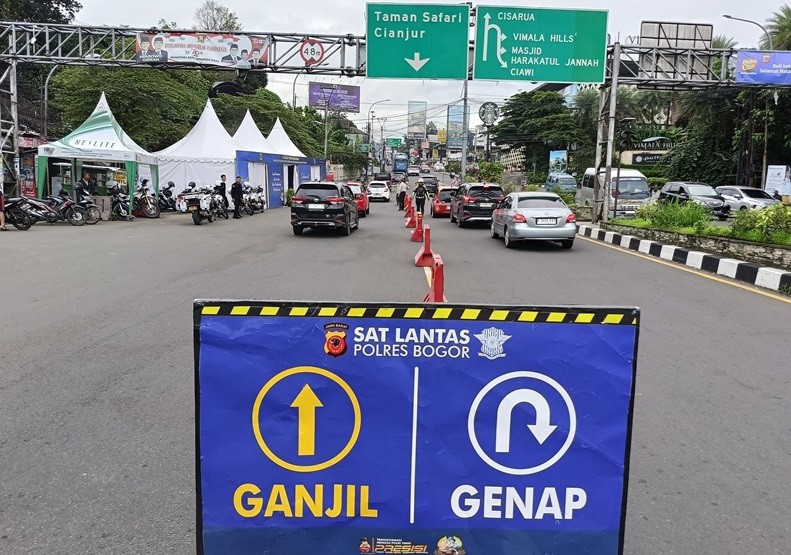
[434,162,445,172]
[715,186,780,211]
[366,181,391,202]
[407,166,420,177]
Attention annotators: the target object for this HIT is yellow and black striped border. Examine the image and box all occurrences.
[196,302,639,326]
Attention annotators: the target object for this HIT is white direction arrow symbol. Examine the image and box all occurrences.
[405,52,430,72]
[495,389,557,451]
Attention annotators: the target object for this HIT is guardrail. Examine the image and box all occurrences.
[414,226,446,302]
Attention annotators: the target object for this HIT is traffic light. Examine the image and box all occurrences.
[619,130,632,150]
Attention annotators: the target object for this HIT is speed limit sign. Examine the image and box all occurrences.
[300,38,325,66]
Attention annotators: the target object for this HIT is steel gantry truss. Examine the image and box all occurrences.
[0,21,366,189]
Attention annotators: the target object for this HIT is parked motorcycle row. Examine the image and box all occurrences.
[177,182,266,225]
[2,180,265,230]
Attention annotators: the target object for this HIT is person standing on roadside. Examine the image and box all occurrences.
[231,176,244,219]
[218,174,229,210]
[397,178,408,211]
[413,178,428,214]
[0,187,6,230]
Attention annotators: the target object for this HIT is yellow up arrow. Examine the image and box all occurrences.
[290,384,323,456]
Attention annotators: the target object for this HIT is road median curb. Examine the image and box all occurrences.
[577,224,791,294]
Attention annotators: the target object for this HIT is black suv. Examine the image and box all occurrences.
[659,182,731,220]
[422,175,439,195]
[450,183,505,227]
[290,182,359,236]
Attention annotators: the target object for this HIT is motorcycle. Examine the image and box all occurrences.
[134,179,160,218]
[249,184,266,213]
[25,191,87,226]
[241,184,256,216]
[213,184,229,219]
[158,181,177,212]
[186,186,220,225]
[176,182,198,213]
[109,184,134,221]
[73,185,101,225]
[2,196,33,230]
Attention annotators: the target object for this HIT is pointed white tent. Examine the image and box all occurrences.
[232,110,275,154]
[265,118,307,158]
[36,92,158,200]
[154,99,239,187]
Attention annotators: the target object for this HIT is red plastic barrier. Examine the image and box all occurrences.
[404,198,414,220]
[414,226,434,267]
[423,254,447,303]
[410,212,424,241]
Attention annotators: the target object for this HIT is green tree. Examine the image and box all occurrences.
[51,67,208,151]
[0,0,81,23]
[478,161,504,183]
[491,91,582,174]
[193,0,242,31]
[765,5,791,49]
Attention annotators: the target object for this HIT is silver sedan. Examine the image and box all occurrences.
[490,192,577,249]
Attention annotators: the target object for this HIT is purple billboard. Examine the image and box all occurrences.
[308,83,361,113]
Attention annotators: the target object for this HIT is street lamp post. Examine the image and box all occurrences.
[376,117,388,172]
[724,14,774,188]
[367,99,390,172]
[43,64,61,139]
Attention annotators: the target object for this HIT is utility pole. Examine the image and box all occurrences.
[378,117,387,171]
[460,79,469,183]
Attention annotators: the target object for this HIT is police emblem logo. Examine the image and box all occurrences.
[324,323,349,357]
[474,327,511,360]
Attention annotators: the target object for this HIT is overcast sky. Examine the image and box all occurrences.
[75,0,784,137]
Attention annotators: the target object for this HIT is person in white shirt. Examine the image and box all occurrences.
[397,179,409,211]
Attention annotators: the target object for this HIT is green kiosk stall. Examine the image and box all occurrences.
[37,93,158,214]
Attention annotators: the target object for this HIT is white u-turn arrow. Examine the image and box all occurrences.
[495,389,557,451]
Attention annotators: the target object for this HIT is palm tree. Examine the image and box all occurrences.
[712,34,738,50]
[765,5,791,49]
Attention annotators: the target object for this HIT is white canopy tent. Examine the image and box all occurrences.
[233,110,275,154]
[266,118,307,158]
[153,99,239,188]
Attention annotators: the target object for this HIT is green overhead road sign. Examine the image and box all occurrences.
[386,137,403,147]
[473,6,608,83]
[366,3,470,79]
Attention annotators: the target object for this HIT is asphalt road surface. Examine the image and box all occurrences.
[1,195,789,554]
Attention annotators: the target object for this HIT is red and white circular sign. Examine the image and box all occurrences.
[300,38,325,66]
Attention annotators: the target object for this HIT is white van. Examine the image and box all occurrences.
[578,168,651,217]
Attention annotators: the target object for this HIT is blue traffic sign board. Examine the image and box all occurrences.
[195,302,640,554]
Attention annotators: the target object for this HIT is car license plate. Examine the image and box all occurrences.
[536,217,556,225]
[188,205,197,212]
[621,205,637,211]
[480,203,493,208]
[308,203,324,210]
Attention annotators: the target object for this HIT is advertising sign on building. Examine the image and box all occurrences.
[308,83,361,113]
[765,165,791,196]
[631,152,664,166]
[447,104,466,149]
[195,301,640,555]
[133,32,271,69]
[407,101,428,139]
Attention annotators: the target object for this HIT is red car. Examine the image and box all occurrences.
[430,187,457,218]
[347,183,370,217]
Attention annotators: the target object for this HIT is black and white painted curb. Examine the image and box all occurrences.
[577,224,791,293]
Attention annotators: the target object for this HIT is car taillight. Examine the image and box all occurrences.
[495,196,504,202]
[513,213,527,223]
[327,196,344,205]
[462,195,474,203]
[291,196,306,205]
[566,213,577,223]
